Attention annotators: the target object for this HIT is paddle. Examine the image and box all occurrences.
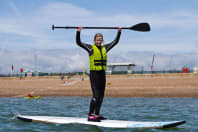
[52,23,151,32]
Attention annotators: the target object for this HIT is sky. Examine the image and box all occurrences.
[0,0,198,73]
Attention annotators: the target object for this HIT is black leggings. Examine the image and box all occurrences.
[89,70,106,115]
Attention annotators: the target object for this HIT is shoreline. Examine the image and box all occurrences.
[1,73,198,98]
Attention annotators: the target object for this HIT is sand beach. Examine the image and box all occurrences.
[0,73,198,98]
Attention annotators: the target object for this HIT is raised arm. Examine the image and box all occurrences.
[76,27,93,54]
[105,27,122,53]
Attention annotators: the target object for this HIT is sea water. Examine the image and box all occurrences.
[0,97,197,132]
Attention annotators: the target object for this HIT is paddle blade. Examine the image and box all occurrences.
[130,23,151,32]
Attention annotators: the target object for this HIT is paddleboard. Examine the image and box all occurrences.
[17,115,185,129]
[24,96,40,99]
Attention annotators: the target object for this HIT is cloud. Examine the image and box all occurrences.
[0,1,198,74]
[39,2,92,21]
[0,2,96,50]
[7,0,21,16]
[0,48,89,74]
[0,49,198,74]
[1,2,198,37]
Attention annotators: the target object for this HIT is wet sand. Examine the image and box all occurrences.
[0,73,198,97]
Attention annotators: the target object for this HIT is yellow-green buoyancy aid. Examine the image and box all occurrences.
[89,45,107,71]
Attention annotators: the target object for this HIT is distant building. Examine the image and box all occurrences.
[107,63,136,74]
[193,66,198,73]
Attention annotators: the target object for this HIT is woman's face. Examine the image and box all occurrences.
[95,36,103,46]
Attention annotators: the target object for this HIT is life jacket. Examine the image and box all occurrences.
[89,45,107,71]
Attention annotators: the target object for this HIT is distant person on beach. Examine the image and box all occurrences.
[27,93,33,98]
[60,74,64,80]
[76,26,121,122]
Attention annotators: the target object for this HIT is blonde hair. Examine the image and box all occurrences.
[94,33,103,41]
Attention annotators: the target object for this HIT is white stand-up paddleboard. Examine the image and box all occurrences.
[17,115,185,129]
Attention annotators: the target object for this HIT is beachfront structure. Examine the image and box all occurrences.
[193,66,198,73]
[107,63,136,74]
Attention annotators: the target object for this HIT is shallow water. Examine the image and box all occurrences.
[0,97,197,132]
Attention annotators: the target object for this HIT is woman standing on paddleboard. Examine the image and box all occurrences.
[76,26,121,122]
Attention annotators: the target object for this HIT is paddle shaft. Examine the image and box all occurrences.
[53,26,129,30]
